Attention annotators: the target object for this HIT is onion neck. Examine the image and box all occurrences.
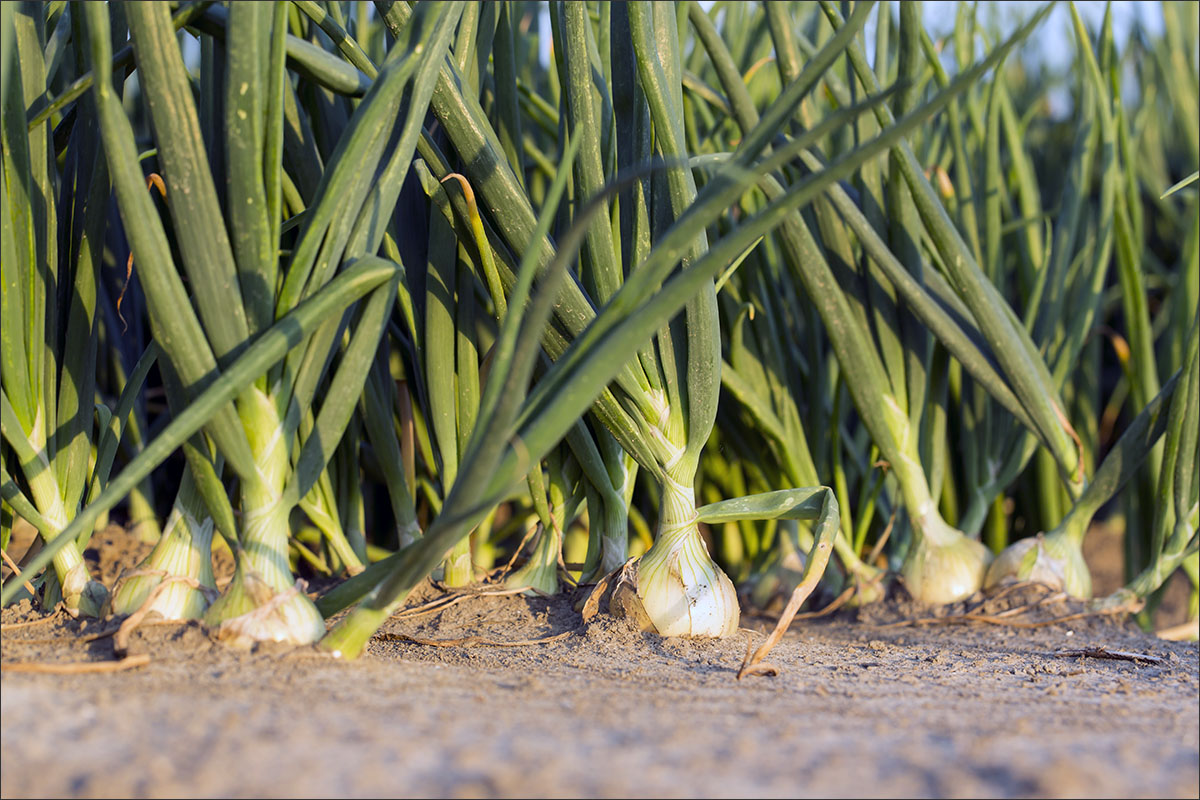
[27,471,107,617]
[441,538,474,586]
[637,475,699,587]
[657,471,699,545]
[239,478,295,592]
[507,520,561,596]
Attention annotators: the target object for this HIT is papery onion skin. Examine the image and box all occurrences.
[207,565,325,647]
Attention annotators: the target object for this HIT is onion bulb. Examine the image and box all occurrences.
[206,562,325,648]
[985,531,1092,598]
[611,476,738,638]
[900,512,992,604]
[111,502,217,620]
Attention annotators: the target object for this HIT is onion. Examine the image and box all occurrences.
[900,513,992,604]
[985,531,1092,598]
[612,476,739,638]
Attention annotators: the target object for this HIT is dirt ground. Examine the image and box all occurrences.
[2,525,1198,799]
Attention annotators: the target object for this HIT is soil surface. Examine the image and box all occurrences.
[2,526,1197,799]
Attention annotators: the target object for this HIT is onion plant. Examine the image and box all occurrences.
[1097,313,1199,610]
[506,443,576,596]
[78,1,460,644]
[2,2,110,616]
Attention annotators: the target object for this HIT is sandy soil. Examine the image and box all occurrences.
[1,527,1197,799]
